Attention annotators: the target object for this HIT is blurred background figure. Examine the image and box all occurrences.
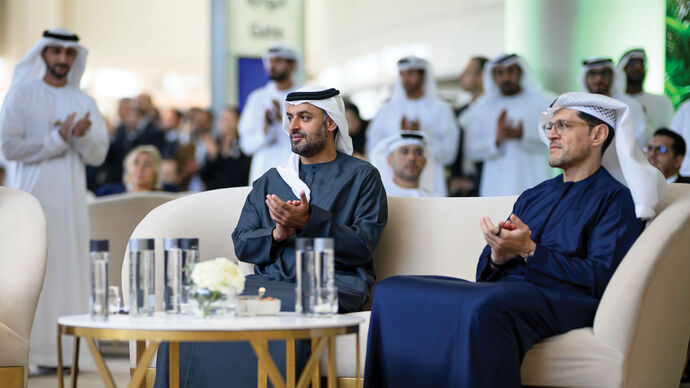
[174,109,197,191]
[367,55,459,197]
[123,145,162,192]
[116,97,133,126]
[160,158,181,190]
[449,56,489,197]
[177,109,213,191]
[133,93,159,132]
[344,100,369,160]
[619,49,674,132]
[100,94,165,189]
[160,108,183,158]
[96,145,179,196]
[671,100,690,178]
[580,57,649,145]
[86,97,131,191]
[384,131,430,197]
[643,128,689,183]
[239,45,299,183]
[200,106,251,189]
[464,53,552,197]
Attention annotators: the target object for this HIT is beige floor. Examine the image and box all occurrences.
[26,356,690,388]
[28,356,131,388]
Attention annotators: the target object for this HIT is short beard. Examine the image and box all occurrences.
[626,75,644,87]
[45,62,69,80]
[549,149,590,170]
[588,85,611,95]
[397,170,420,183]
[291,122,329,157]
[270,70,289,82]
[499,83,521,96]
[404,83,423,97]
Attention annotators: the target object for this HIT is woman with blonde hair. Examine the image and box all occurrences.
[96,145,178,196]
[123,145,162,192]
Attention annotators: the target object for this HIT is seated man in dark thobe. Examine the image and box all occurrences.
[364,92,666,388]
[154,85,387,387]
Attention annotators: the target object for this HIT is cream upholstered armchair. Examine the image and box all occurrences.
[120,187,252,382]
[89,191,183,294]
[0,187,48,388]
[121,187,253,309]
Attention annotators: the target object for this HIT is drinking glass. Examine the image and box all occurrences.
[108,286,121,314]
[295,238,316,315]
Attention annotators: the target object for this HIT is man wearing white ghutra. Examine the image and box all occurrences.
[463,53,553,197]
[366,56,459,197]
[0,28,109,369]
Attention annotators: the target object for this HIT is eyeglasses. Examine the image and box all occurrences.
[642,145,669,154]
[542,119,594,136]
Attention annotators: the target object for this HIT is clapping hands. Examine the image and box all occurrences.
[401,116,420,131]
[480,214,535,265]
[495,110,523,146]
[266,191,311,241]
[59,112,91,140]
[264,100,283,133]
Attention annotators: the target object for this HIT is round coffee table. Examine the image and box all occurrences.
[57,312,363,388]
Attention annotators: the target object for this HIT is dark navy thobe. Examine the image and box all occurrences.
[364,167,645,388]
[154,152,387,387]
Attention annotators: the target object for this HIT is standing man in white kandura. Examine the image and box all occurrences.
[619,48,674,131]
[366,56,459,197]
[580,57,649,146]
[463,53,553,197]
[239,45,300,184]
[0,28,109,370]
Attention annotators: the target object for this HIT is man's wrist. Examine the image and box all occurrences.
[488,255,508,270]
[522,241,537,262]
[271,227,284,242]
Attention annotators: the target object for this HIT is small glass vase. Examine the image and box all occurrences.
[192,287,237,318]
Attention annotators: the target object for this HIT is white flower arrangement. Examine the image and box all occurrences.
[189,257,245,317]
[191,257,245,294]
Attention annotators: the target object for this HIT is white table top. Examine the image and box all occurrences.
[58,312,363,332]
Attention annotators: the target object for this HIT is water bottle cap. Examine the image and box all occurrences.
[89,239,109,252]
[180,238,199,250]
[129,238,154,251]
[163,238,199,250]
[314,237,334,250]
[295,237,313,250]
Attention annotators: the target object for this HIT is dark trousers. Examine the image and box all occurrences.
[364,276,596,388]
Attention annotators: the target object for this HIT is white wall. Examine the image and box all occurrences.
[505,0,667,95]
[0,0,507,120]
[0,0,64,103]
[0,0,210,119]
[304,0,505,118]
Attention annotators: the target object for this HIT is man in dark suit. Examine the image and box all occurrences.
[644,128,690,183]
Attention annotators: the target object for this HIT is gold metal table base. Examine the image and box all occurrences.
[57,322,360,388]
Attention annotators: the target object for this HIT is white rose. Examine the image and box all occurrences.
[191,257,245,294]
